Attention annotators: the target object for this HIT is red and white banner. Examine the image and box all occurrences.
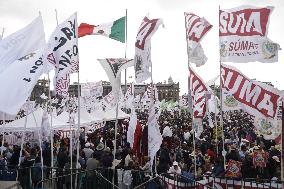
[184,12,212,67]
[221,64,283,119]
[219,6,280,63]
[205,177,281,189]
[252,151,269,168]
[225,160,242,178]
[135,16,163,83]
[188,66,208,119]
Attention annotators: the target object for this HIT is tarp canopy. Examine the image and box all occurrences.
[3,108,66,131]
[3,107,129,132]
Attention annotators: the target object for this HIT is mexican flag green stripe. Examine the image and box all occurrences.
[110,16,125,43]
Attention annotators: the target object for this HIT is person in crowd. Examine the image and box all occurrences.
[83,142,94,160]
[168,161,181,175]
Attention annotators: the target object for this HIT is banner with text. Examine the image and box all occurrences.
[219,6,280,63]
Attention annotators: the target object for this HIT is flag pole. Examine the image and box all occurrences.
[68,100,73,189]
[55,9,73,188]
[47,9,59,185]
[1,115,5,156]
[75,12,81,188]
[31,111,44,187]
[18,114,27,167]
[281,99,284,183]
[124,9,128,96]
[219,5,226,169]
[184,12,197,178]
[213,83,219,157]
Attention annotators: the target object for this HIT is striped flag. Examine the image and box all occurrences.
[78,17,125,43]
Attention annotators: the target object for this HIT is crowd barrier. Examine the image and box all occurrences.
[1,166,284,189]
[203,176,284,189]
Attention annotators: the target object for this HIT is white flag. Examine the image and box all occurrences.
[123,83,135,109]
[0,49,50,115]
[219,6,280,63]
[135,16,163,83]
[98,58,134,97]
[148,91,162,167]
[192,118,203,138]
[0,16,45,73]
[253,116,281,140]
[127,109,137,148]
[41,110,50,141]
[45,13,79,96]
[103,91,116,110]
[81,81,103,97]
[184,12,212,67]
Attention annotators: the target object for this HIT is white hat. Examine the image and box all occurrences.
[272,156,280,162]
[96,142,105,151]
[173,161,178,166]
[85,143,91,148]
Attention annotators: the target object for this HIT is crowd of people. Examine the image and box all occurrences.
[0,106,282,188]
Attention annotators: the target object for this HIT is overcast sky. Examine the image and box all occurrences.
[0,0,283,94]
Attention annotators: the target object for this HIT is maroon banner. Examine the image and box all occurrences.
[188,67,208,119]
[219,6,272,37]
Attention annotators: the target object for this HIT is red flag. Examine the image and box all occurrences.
[133,120,142,155]
[78,23,94,37]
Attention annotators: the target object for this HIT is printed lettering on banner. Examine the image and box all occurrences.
[219,6,280,63]
[221,64,282,119]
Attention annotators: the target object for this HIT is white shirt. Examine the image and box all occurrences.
[162,126,173,138]
[125,154,132,167]
[83,148,94,159]
[184,132,191,141]
[168,165,181,175]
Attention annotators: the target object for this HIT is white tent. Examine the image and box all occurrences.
[103,108,130,121]
[3,108,67,131]
[3,107,129,132]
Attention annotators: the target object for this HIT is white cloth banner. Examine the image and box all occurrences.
[98,58,133,97]
[184,12,212,67]
[192,118,203,138]
[45,13,79,96]
[123,83,135,109]
[103,91,116,110]
[219,6,280,63]
[0,16,45,73]
[41,110,50,141]
[253,116,281,140]
[134,16,163,83]
[221,63,283,119]
[127,109,137,148]
[81,81,103,97]
[0,49,50,115]
[148,96,162,167]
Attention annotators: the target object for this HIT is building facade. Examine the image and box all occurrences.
[32,77,180,102]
